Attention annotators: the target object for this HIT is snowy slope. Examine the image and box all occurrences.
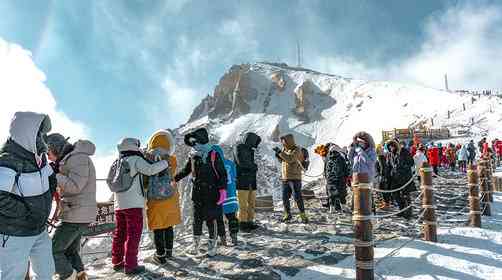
[179,62,502,189]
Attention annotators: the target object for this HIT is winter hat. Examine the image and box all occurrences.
[184,128,209,147]
[117,138,141,152]
[47,133,69,156]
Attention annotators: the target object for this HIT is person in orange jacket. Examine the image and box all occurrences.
[427,143,440,175]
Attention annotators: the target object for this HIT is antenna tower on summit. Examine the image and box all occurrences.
[296,40,303,67]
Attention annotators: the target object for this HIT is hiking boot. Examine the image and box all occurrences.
[125,265,146,275]
[240,222,251,232]
[248,222,260,230]
[152,254,167,265]
[112,263,124,272]
[220,235,228,247]
[189,236,201,255]
[299,212,309,224]
[230,233,238,245]
[166,249,173,258]
[76,271,88,280]
[207,239,218,257]
[282,213,292,223]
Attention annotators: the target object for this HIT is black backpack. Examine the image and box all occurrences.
[300,147,310,170]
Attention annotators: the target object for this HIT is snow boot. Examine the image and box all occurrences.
[282,212,292,223]
[239,222,250,232]
[125,265,146,275]
[53,270,77,280]
[189,235,201,255]
[112,263,124,272]
[299,212,309,224]
[207,239,218,257]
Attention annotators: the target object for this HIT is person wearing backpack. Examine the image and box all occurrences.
[233,132,261,231]
[174,128,227,257]
[144,130,181,265]
[324,144,350,213]
[273,134,308,223]
[47,134,97,280]
[0,112,56,280]
[110,138,169,275]
[213,145,239,246]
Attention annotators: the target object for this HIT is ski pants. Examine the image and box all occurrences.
[153,227,174,257]
[282,180,305,214]
[111,208,143,272]
[216,213,239,238]
[52,222,88,279]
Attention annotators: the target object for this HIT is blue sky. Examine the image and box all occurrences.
[1,0,501,153]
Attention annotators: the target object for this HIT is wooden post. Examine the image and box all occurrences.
[420,162,437,242]
[478,159,492,216]
[487,159,494,203]
[467,165,481,227]
[352,173,374,280]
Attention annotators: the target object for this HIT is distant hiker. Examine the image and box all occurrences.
[323,143,350,213]
[213,145,240,246]
[413,144,428,181]
[495,139,502,165]
[478,137,487,154]
[145,130,181,265]
[0,112,55,280]
[48,134,97,280]
[110,138,169,275]
[427,143,440,175]
[467,140,477,165]
[174,128,227,257]
[233,132,261,231]
[384,140,416,219]
[457,144,468,172]
[437,143,444,168]
[446,143,457,171]
[273,134,308,223]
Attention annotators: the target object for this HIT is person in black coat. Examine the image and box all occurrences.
[175,128,227,257]
[324,144,350,212]
[233,132,261,231]
[383,140,416,219]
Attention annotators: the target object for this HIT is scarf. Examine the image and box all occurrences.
[191,143,213,162]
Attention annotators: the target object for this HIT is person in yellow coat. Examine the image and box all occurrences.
[145,129,181,264]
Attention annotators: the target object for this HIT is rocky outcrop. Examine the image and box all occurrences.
[270,70,286,91]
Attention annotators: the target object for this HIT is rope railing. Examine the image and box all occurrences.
[372,192,424,219]
[372,174,417,194]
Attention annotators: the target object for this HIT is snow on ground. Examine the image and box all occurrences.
[288,192,502,280]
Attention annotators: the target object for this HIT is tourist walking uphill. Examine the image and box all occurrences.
[0,112,56,280]
[145,130,182,265]
[48,134,97,280]
[174,128,227,257]
[110,138,170,275]
[233,132,262,231]
[274,134,309,223]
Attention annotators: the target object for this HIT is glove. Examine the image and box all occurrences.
[273,147,281,154]
[217,189,227,205]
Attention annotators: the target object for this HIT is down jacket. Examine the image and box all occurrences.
[233,132,261,190]
[57,140,97,224]
[145,130,181,230]
[384,141,416,193]
[0,112,56,237]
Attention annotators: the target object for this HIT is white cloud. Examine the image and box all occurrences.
[310,4,502,91]
[161,78,201,125]
[0,38,87,142]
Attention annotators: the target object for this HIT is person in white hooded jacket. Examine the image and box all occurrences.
[0,112,56,280]
[111,138,169,275]
[413,144,428,182]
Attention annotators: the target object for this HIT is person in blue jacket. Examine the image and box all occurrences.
[212,145,240,246]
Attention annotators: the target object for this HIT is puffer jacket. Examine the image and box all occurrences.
[57,140,97,223]
[145,130,181,230]
[277,134,303,181]
[0,112,55,237]
[351,132,377,182]
[233,132,261,190]
[175,128,227,219]
[427,146,440,166]
[457,146,468,161]
[496,141,502,156]
[384,142,416,193]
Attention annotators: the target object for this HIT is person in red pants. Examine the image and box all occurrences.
[110,138,169,275]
